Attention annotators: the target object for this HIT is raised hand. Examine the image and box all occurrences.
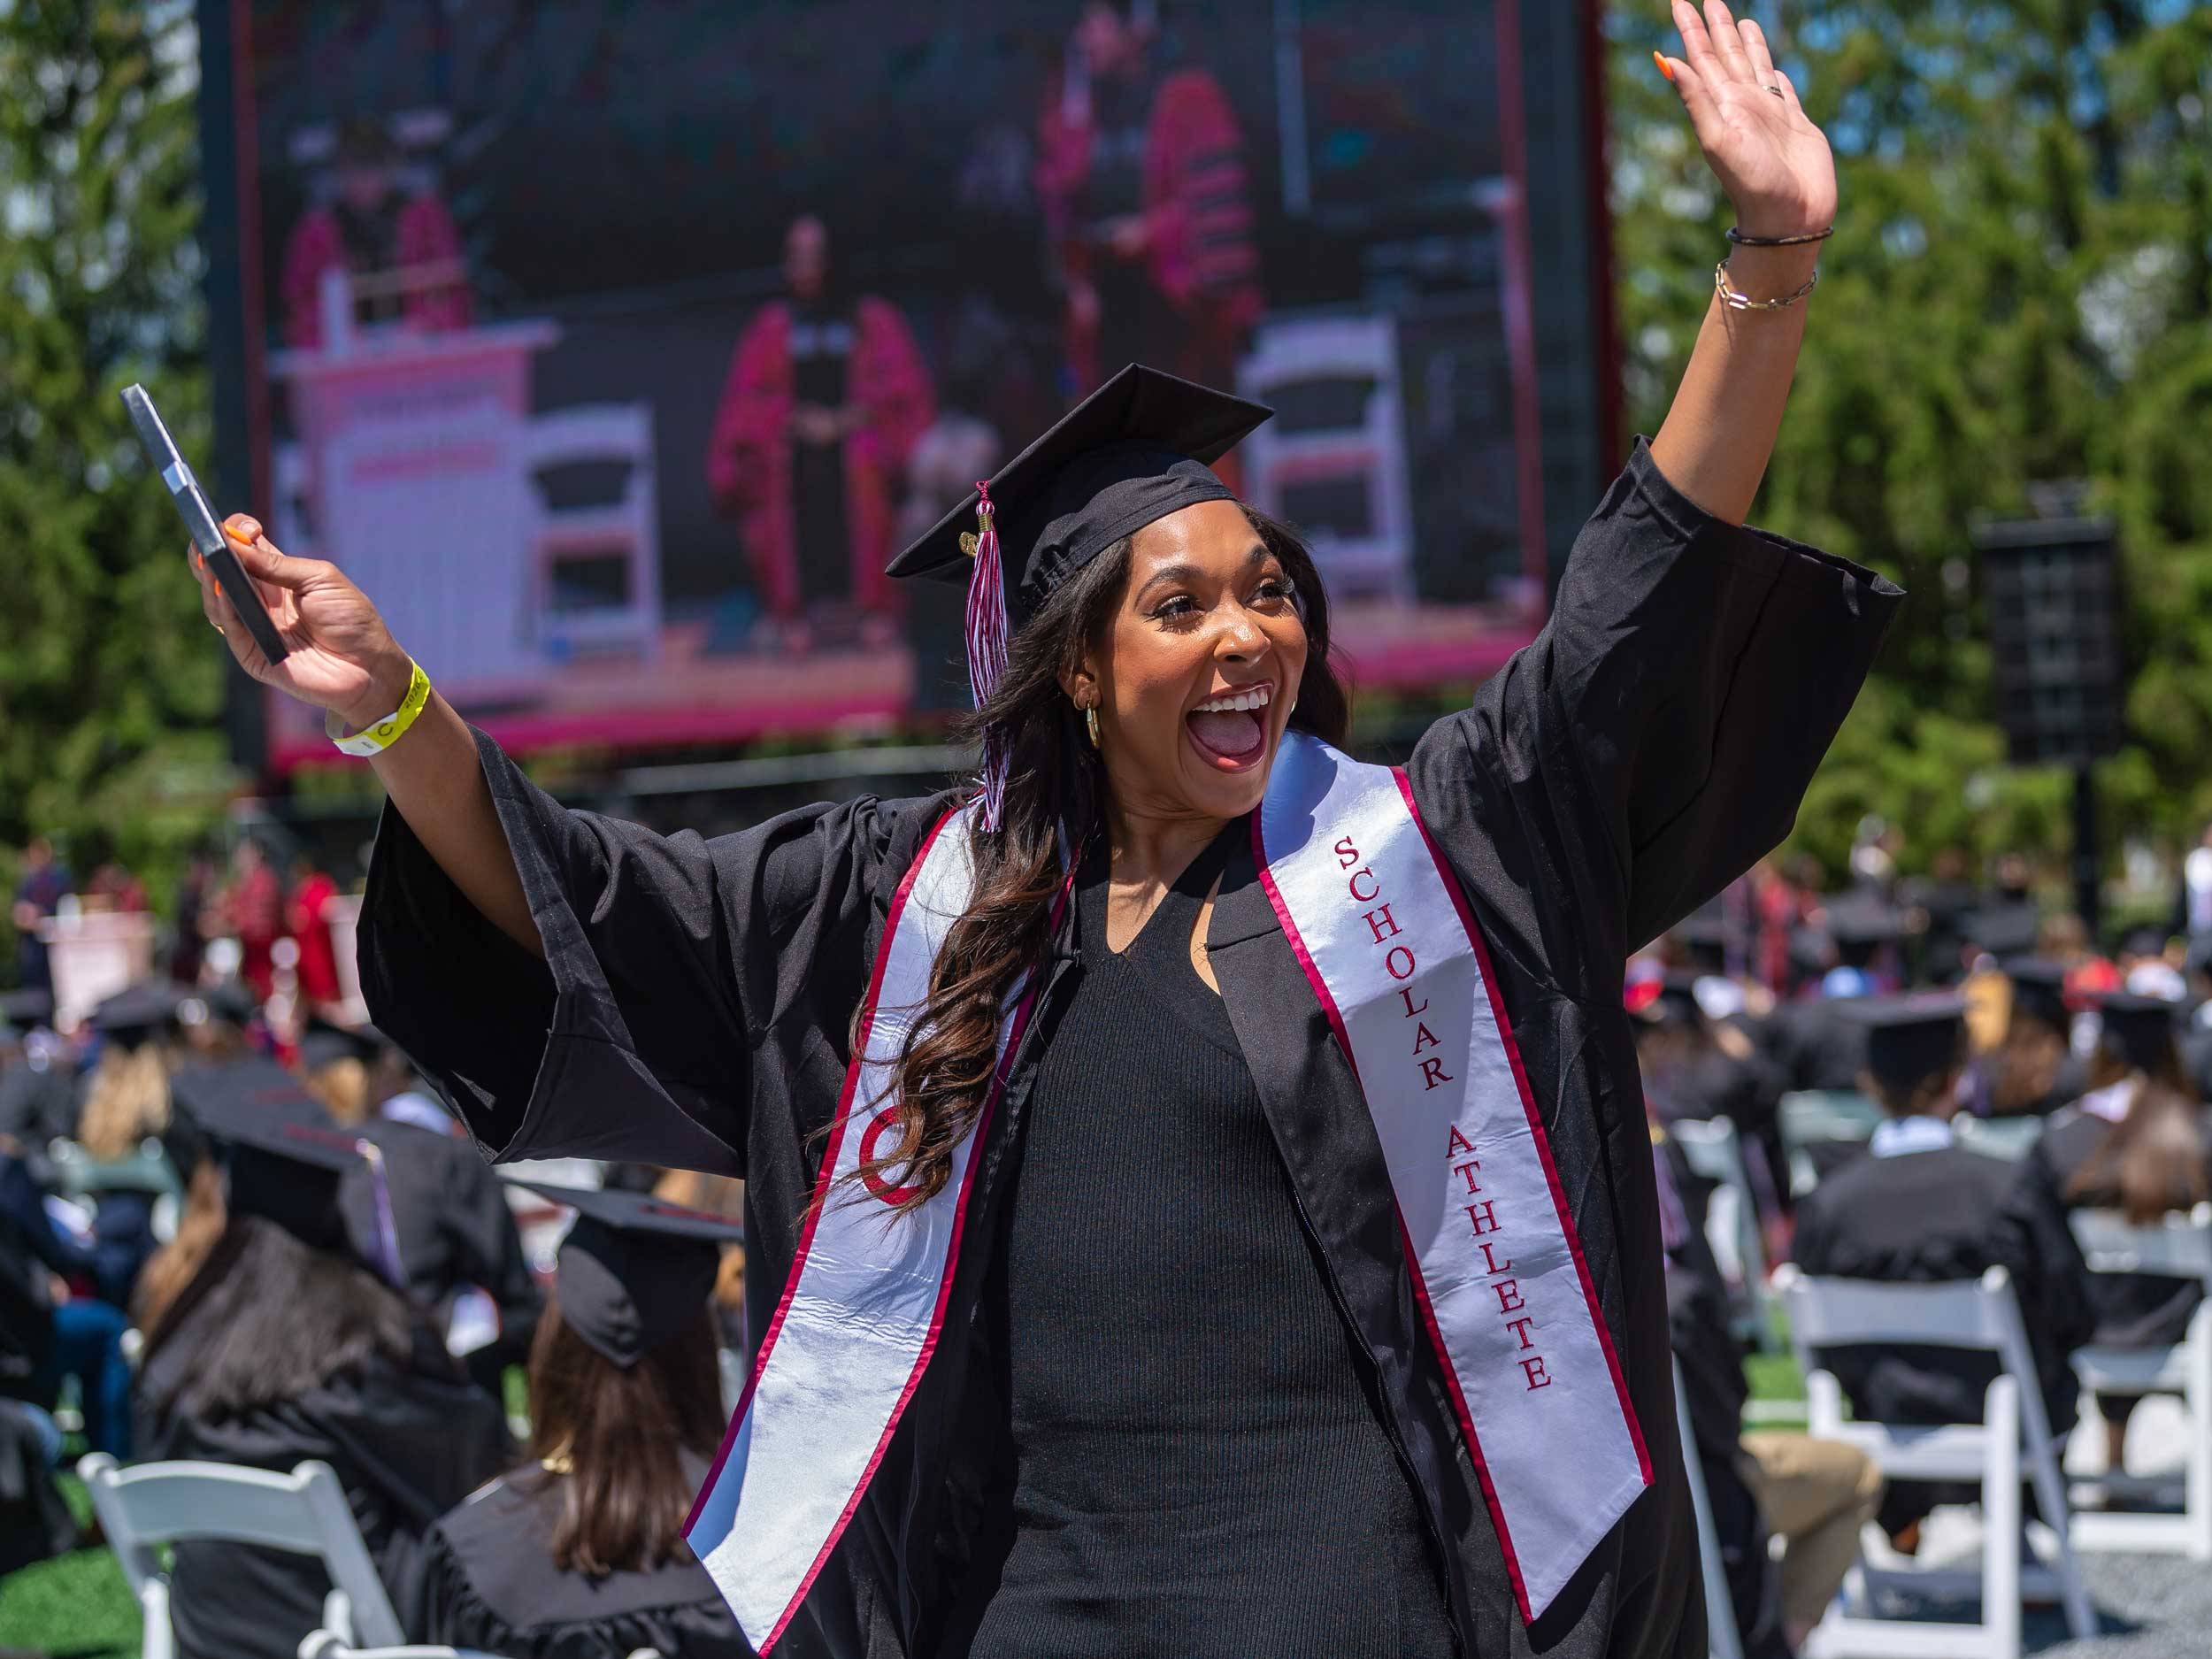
[1656,1,1837,240]
[190,514,415,732]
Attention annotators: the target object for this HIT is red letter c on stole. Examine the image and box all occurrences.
[857,1107,924,1206]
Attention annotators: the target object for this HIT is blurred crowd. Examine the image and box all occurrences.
[1641,824,2212,1657]
[0,833,752,1658]
[5,811,2211,1657]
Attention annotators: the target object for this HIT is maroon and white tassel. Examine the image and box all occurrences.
[964,482,1012,831]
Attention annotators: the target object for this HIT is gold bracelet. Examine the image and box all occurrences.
[1715,260,1820,312]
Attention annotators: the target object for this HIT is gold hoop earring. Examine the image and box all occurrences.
[1085,704,1102,750]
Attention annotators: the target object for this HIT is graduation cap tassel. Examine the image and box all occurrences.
[963,482,1012,832]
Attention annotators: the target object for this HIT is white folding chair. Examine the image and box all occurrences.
[1673,1356,1746,1659]
[1778,1091,1883,1196]
[79,1454,407,1659]
[1951,1117,2045,1162]
[1774,1265,2097,1658]
[296,1640,507,1659]
[2066,1202,2212,1558]
[1671,1117,1778,1350]
[524,402,663,659]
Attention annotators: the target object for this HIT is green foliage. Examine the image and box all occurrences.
[0,0,236,941]
[1607,0,2212,881]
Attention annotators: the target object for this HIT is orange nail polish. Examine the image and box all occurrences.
[1654,50,1677,82]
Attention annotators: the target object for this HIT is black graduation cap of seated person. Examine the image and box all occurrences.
[1844,994,1968,1096]
[169,1058,391,1267]
[0,987,52,1030]
[88,979,187,1042]
[2001,956,2073,1031]
[297,1018,387,1074]
[2094,992,2181,1077]
[516,1181,742,1371]
[887,364,1271,626]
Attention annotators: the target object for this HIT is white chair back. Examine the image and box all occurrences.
[1773,1266,2097,1656]
[296,1640,504,1659]
[80,1454,406,1659]
[2070,1202,2212,1285]
[2065,1202,2212,1560]
[1671,1356,1745,1659]
[1670,1117,1777,1348]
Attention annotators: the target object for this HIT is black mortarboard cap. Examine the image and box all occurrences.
[1825,893,1906,947]
[2094,992,2181,1077]
[298,1018,384,1072]
[2001,957,2072,1030]
[1965,903,2043,959]
[887,364,1270,626]
[88,979,187,1041]
[168,1059,404,1282]
[0,988,52,1029]
[516,1181,741,1370]
[1844,994,1967,1095]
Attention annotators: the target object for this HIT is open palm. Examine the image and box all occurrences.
[1659,0,1837,240]
[193,514,409,726]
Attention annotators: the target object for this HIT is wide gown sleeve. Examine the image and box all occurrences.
[1407,438,1903,982]
[357,723,939,1175]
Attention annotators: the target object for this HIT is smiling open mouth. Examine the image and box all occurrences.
[1187,683,1272,765]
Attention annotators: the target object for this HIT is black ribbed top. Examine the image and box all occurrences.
[949,825,1453,1658]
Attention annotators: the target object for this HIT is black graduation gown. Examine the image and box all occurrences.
[2028,1103,2209,1351]
[411,1451,752,1658]
[359,439,1900,1659]
[339,1117,542,1382]
[1791,1139,2096,1436]
[136,1335,513,1659]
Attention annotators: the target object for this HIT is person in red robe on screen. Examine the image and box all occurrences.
[706,216,933,651]
[280,118,471,352]
[285,854,343,1020]
[215,839,284,1006]
[1035,1,1263,414]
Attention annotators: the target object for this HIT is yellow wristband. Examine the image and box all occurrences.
[326,659,432,757]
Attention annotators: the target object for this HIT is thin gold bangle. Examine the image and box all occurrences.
[1715,260,1820,312]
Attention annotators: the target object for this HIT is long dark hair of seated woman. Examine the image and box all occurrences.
[523,1294,726,1578]
[134,1161,419,1424]
[852,506,1350,1215]
[2067,1076,2212,1225]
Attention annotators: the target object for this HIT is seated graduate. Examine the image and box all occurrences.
[1790,995,2097,1540]
[410,1181,749,1659]
[133,1060,512,1659]
[2027,991,2209,1476]
[1968,958,2088,1119]
[298,1019,541,1394]
[1632,964,1786,1230]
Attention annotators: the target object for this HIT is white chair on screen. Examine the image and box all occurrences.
[1773,1265,2096,1658]
[524,402,662,660]
[2066,1202,2212,1558]
[79,1453,406,1659]
[1673,1356,1745,1659]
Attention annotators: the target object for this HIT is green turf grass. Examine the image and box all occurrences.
[0,1476,141,1659]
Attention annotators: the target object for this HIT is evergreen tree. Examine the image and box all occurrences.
[0,0,233,958]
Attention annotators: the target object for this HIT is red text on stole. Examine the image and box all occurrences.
[1336,833,1551,1393]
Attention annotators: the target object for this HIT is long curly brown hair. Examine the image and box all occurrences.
[849,506,1349,1213]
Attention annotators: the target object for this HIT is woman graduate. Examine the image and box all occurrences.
[187,7,1897,1655]
[134,1061,512,1659]
[410,1182,749,1657]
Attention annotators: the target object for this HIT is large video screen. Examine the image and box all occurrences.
[211,0,1601,771]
